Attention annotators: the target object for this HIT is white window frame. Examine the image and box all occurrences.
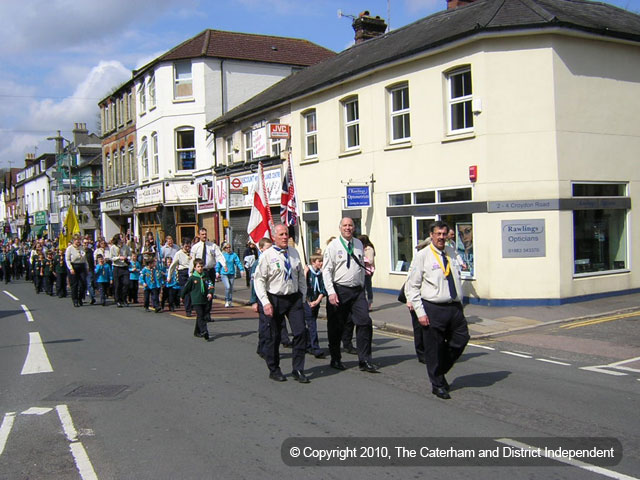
[244,130,253,162]
[138,81,146,114]
[343,97,360,151]
[174,60,193,100]
[389,84,410,143]
[148,73,156,108]
[128,144,135,183]
[175,127,196,171]
[120,147,127,186]
[113,149,120,186]
[447,67,473,134]
[226,137,234,164]
[303,110,317,159]
[151,132,159,176]
[139,137,149,179]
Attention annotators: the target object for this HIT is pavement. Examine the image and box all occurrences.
[227,281,640,339]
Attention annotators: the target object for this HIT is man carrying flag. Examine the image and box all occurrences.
[60,207,80,249]
[247,161,274,243]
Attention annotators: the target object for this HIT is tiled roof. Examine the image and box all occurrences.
[134,29,335,77]
[208,0,640,128]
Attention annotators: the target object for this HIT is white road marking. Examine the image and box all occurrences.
[3,290,18,300]
[497,438,638,480]
[469,343,495,350]
[501,351,533,358]
[606,357,640,374]
[21,407,52,415]
[0,412,16,456]
[69,442,99,480]
[20,332,53,375]
[21,304,34,322]
[56,405,78,442]
[536,358,571,366]
[580,366,628,376]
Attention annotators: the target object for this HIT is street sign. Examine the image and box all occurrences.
[346,185,371,208]
[231,178,242,189]
[269,124,290,139]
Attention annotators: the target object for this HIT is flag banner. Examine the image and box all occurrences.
[60,208,80,249]
[156,230,162,262]
[280,155,298,227]
[247,162,274,242]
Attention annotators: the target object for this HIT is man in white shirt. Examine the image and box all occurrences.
[322,217,378,373]
[404,221,469,400]
[190,228,226,321]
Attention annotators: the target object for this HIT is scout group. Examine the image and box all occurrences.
[3,218,469,399]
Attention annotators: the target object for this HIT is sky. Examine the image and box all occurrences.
[1,0,639,169]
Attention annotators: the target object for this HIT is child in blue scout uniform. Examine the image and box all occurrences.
[305,254,327,358]
[181,259,214,341]
[94,254,113,306]
[160,256,174,311]
[128,254,141,304]
[44,250,55,295]
[140,257,163,312]
[34,252,46,293]
[54,248,68,298]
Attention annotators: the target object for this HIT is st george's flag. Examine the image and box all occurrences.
[280,156,298,226]
[248,162,274,242]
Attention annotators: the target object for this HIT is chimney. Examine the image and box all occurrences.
[447,0,477,9]
[72,122,90,146]
[25,153,36,167]
[352,11,387,44]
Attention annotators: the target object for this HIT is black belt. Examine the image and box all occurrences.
[335,284,363,290]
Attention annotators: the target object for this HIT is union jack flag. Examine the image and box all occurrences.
[280,157,297,227]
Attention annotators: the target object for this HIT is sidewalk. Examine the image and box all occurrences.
[228,282,640,339]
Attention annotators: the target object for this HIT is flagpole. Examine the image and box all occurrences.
[286,151,307,266]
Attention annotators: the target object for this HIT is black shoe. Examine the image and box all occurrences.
[442,378,450,392]
[417,357,426,364]
[313,350,326,359]
[154,307,162,313]
[170,306,175,312]
[291,370,310,384]
[257,350,265,359]
[359,361,379,373]
[73,302,79,308]
[78,300,83,306]
[186,311,192,317]
[432,386,451,399]
[203,333,210,341]
[102,302,106,306]
[330,360,346,371]
[344,345,358,355]
[194,331,203,338]
[90,298,96,305]
[269,371,287,382]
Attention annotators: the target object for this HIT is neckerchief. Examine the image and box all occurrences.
[339,236,353,268]
[273,246,292,281]
[193,271,206,295]
[429,244,451,277]
[309,266,322,294]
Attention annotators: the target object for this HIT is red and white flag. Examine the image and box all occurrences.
[280,155,298,226]
[248,162,274,242]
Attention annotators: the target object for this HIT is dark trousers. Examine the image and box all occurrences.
[303,302,322,352]
[46,274,54,295]
[193,304,208,337]
[128,280,139,303]
[419,300,470,388]
[55,271,67,297]
[3,262,11,283]
[326,285,373,363]
[143,288,160,309]
[35,275,44,292]
[178,269,192,314]
[69,264,87,303]
[410,309,425,362]
[113,266,129,304]
[203,268,215,319]
[262,292,306,374]
[97,282,109,304]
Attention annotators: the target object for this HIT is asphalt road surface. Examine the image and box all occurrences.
[1,280,638,480]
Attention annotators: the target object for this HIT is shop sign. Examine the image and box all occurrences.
[35,211,47,225]
[346,186,371,208]
[269,124,290,139]
[101,199,121,212]
[136,183,164,206]
[501,219,546,258]
[197,179,216,213]
[252,127,268,159]
[165,181,197,204]
[50,213,59,224]
[215,169,281,210]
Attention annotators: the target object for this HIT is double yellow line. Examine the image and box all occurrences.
[560,311,639,330]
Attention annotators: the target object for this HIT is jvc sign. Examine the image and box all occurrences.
[346,186,371,208]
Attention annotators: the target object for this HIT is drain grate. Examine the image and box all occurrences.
[64,384,129,399]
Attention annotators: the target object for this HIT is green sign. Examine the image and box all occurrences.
[35,211,47,225]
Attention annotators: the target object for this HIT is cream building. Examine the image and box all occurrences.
[209,0,640,305]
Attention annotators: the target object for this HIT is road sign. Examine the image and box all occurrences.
[231,178,242,189]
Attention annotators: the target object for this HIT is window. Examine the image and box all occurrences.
[343,97,360,150]
[148,73,156,108]
[439,187,472,203]
[127,92,133,121]
[271,138,283,158]
[389,193,411,206]
[120,147,126,186]
[389,84,410,142]
[113,149,120,185]
[448,68,473,133]
[390,216,412,272]
[105,153,112,188]
[151,132,159,176]
[244,130,253,162]
[303,110,317,158]
[573,183,628,275]
[104,104,110,131]
[139,137,149,178]
[303,201,320,256]
[174,61,193,99]
[226,137,234,164]
[128,144,135,183]
[176,128,195,170]
[138,81,146,113]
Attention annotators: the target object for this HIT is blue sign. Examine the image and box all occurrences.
[346,186,371,208]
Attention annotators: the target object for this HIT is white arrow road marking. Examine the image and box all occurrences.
[3,291,18,300]
[497,438,638,480]
[57,405,99,480]
[580,366,628,376]
[21,304,34,322]
[21,332,53,375]
[21,407,52,415]
[0,412,16,456]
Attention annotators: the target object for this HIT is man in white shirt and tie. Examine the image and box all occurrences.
[190,228,226,321]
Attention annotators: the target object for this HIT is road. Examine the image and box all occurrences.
[1,280,638,480]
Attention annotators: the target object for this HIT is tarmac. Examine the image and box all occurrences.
[229,282,640,339]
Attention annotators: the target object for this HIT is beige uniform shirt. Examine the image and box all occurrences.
[254,246,306,306]
[190,241,226,273]
[65,245,87,270]
[322,236,366,296]
[404,243,464,318]
[167,249,192,280]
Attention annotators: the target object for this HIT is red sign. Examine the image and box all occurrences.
[231,178,242,189]
[269,124,290,139]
